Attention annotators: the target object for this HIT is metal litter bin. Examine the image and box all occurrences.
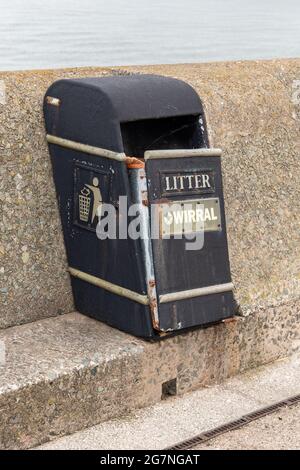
[44,74,235,338]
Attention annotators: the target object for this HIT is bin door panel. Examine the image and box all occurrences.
[146,154,235,331]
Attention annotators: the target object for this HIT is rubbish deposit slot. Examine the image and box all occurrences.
[44,74,235,339]
[121,114,205,158]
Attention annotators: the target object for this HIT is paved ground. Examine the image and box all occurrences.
[193,402,300,450]
[37,353,300,450]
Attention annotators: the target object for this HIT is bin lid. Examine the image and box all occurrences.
[44,74,203,151]
[69,74,202,121]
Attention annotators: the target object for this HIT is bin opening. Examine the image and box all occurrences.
[121,114,204,158]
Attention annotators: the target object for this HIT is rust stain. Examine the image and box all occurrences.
[148,279,156,288]
[46,96,61,107]
[141,187,149,207]
[156,197,171,204]
[126,157,145,168]
[222,316,237,324]
[148,279,160,330]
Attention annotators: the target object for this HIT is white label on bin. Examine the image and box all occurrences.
[159,197,221,237]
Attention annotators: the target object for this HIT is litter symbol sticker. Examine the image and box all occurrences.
[0,81,6,105]
[74,165,110,231]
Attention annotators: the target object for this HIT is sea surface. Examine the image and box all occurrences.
[0,0,299,71]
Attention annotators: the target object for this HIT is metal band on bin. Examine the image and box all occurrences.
[46,134,143,167]
[69,267,233,306]
[46,136,221,163]
[144,148,222,160]
[159,283,234,304]
[69,268,150,305]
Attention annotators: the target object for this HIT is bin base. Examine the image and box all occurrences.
[72,277,236,339]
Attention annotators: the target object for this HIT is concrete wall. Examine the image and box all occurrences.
[0,59,299,330]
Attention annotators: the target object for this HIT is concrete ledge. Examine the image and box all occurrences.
[0,304,299,449]
[37,353,300,450]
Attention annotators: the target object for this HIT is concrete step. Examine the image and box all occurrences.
[36,353,300,450]
[0,307,299,449]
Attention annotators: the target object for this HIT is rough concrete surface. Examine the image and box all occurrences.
[193,403,300,450]
[0,311,299,449]
[0,60,300,328]
[36,353,300,450]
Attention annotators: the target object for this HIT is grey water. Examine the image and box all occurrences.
[0,0,299,71]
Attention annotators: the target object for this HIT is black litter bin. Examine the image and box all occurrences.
[44,74,235,338]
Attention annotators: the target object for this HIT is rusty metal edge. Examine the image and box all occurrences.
[128,167,160,330]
